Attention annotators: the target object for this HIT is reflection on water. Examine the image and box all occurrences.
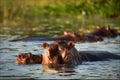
[0,37,120,79]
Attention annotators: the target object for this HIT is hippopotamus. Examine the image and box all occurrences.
[57,41,120,65]
[16,52,42,64]
[16,42,64,65]
[11,31,103,42]
[90,25,119,38]
[16,41,120,65]
[11,25,119,42]
[63,31,103,42]
[11,35,54,42]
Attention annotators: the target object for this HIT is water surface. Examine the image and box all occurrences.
[0,36,120,79]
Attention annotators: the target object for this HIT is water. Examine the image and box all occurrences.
[0,36,120,79]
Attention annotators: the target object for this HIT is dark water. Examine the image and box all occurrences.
[0,18,120,79]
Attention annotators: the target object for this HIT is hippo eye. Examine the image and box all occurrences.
[18,54,22,58]
[18,53,23,58]
[27,53,32,58]
[18,53,27,58]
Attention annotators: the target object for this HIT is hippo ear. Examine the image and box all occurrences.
[64,31,68,35]
[18,53,22,58]
[42,42,49,49]
[105,25,110,31]
[96,25,101,29]
[68,41,75,48]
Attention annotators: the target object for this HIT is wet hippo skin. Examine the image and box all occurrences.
[16,51,120,65]
[10,35,54,42]
[16,53,42,64]
[11,25,119,42]
[79,51,120,61]
[56,41,120,65]
[10,32,103,42]
[16,41,64,65]
[90,25,119,38]
[16,41,120,65]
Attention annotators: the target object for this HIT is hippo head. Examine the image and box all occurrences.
[42,42,59,59]
[63,31,85,41]
[42,42,64,64]
[91,25,108,37]
[42,41,72,65]
[41,41,83,65]
[105,25,118,37]
[16,52,42,64]
[57,41,82,65]
[92,25,118,37]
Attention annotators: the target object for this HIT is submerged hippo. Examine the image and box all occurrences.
[90,25,119,38]
[11,25,119,42]
[11,31,103,42]
[16,41,120,65]
[11,26,107,42]
[16,52,42,64]
[63,31,103,42]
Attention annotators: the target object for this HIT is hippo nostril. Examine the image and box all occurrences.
[18,55,21,58]
[18,53,24,58]
[18,54,23,58]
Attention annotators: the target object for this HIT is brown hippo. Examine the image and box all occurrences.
[16,41,83,65]
[16,52,42,64]
[16,42,63,64]
[56,41,83,65]
[56,41,120,65]
[90,25,119,38]
[16,41,120,65]
[10,31,102,42]
[11,25,119,42]
[42,42,64,65]
[63,31,103,42]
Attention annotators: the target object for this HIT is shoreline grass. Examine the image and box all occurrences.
[0,0,120,37]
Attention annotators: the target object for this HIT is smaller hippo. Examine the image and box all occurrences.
[16,53,42,64]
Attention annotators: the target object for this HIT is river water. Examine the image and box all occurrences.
[0,36,120,79]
